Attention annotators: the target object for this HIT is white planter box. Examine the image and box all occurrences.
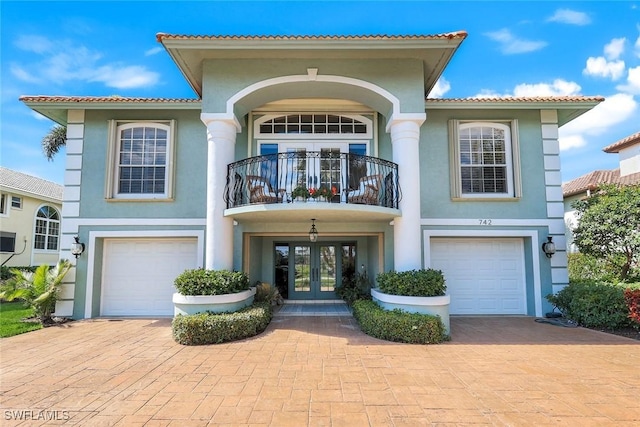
[371,288,451,335]
[173,287,256,316]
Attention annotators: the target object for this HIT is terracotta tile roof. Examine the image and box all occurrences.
[602,131,640,153]
[562,169,640,197]
[19,96,200,104]
[156,32,468,42]
[427,96,605,103]
[0,167,63,201]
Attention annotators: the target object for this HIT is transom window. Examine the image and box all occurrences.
[449,120,521,199]
[256,114,372,138]
[106,121,175,200]
[34,205,60,251]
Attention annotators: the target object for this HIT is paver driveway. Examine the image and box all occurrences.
[1,315,638,426]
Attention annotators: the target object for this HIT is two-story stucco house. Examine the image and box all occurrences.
[0,167,63,267]
[563,131,640,252]
[20,32,603,319]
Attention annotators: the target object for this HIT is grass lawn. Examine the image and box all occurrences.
[0,301,41,338]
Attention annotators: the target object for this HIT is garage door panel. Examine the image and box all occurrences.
[101,238,198,316]
[430,238,526,315]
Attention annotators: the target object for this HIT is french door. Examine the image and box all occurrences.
[288,242,340,299]
[279,142,348,199]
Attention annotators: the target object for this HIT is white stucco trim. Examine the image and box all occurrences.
[61,218,206,233]
[420,218,564,228]
[84,229,205,319]
[423,229,542,317]
[226,74,401,120]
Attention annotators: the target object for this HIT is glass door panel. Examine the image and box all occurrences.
[286,243,340,299]
[318,245,336,293]
[293,245,311,295]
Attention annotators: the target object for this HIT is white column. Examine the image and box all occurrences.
[389,117,425,271]
[201,117,239,270]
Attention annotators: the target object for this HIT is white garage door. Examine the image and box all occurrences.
[430,238,526,315]
[101,238,198,316]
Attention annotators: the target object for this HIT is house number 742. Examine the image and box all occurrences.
[479,219,492,226]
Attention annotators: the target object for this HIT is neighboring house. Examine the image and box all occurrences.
[563,131,640,252]
[0,167,63,267]
[20,32,603,319]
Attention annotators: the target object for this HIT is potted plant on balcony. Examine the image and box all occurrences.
[371,269,451,335]
[291,185,310,202]
[172,269,256,316]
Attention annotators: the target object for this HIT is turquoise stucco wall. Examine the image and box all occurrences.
[80,109,208,219]
[421,109,548,219]
[201,58,426,118]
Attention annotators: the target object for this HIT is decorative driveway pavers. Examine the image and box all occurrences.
[1,316,638,426]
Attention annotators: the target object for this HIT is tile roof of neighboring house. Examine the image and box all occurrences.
[155,32,469,42]
[602,131,640,153]
[0,167,63,201]
[562,169,640,197]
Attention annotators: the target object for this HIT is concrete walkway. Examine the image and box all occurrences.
[1,316,638,426]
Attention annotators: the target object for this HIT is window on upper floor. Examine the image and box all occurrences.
[448,120,522,200]
[105,121,175,200]
[255,114,373,138]
[11,196,22,209]
[34,205,60,251]
[0,194,6,215]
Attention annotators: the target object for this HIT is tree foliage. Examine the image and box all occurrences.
[572,184,640,281]
[41,125,67,160]
[0,260,72,323]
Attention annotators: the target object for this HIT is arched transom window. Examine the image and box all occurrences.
[255,114,372,138]
[34,205,60,251]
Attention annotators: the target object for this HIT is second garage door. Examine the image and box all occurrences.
[430,238,526,315]
[101,238,199,316]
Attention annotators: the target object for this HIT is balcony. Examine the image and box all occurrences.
[224,152,401,223]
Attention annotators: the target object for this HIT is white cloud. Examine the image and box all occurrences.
[474,89,506,98]
[429,77,450,98]
[513,79,581,97]
[90,65,159,89]
[559,93,638,151]
[583,57,626,80]
[145,46,164,56]
[10,64,41,84]
[10,35,160,90]
[484,29,547,54]
[604,38,626,60]
[14,34,54,54]
[617,66,640,94]
[547,9,591,26]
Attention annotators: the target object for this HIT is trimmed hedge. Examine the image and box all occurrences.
[172,302,272,345]
[376,269,446,297]
[174,269,250,296]
[547,281,640,329]
[352,300,447,344]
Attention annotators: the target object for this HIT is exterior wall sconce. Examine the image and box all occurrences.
[542,236,556,258]
[70,236,85,259]
[309,219,318,242]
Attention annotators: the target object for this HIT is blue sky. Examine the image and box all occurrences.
[2,1,639,185]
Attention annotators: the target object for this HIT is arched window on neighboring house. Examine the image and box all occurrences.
[34,205,60,251]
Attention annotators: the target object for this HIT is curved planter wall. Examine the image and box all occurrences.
[173,287,256,316]
[371,288,451,335]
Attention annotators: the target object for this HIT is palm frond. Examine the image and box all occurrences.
[42,125,67,161]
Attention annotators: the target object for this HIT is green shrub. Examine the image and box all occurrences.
[547,281,640,329]
[1,266,37,281]
[172,302,272,345]
[336,271,372,306]
[352,300,447,344]
[567,252,625,283]
[376,269,446,297]
[174,269,250,296]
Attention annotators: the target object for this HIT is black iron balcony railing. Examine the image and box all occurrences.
[225,152,401,209]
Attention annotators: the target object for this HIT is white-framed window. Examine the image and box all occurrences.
[11,196,22,209]
[105,120,175,200]
[0,193,6,215]
[449,120,522,199]
[255,114,373,139]
[33,205,60,251]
